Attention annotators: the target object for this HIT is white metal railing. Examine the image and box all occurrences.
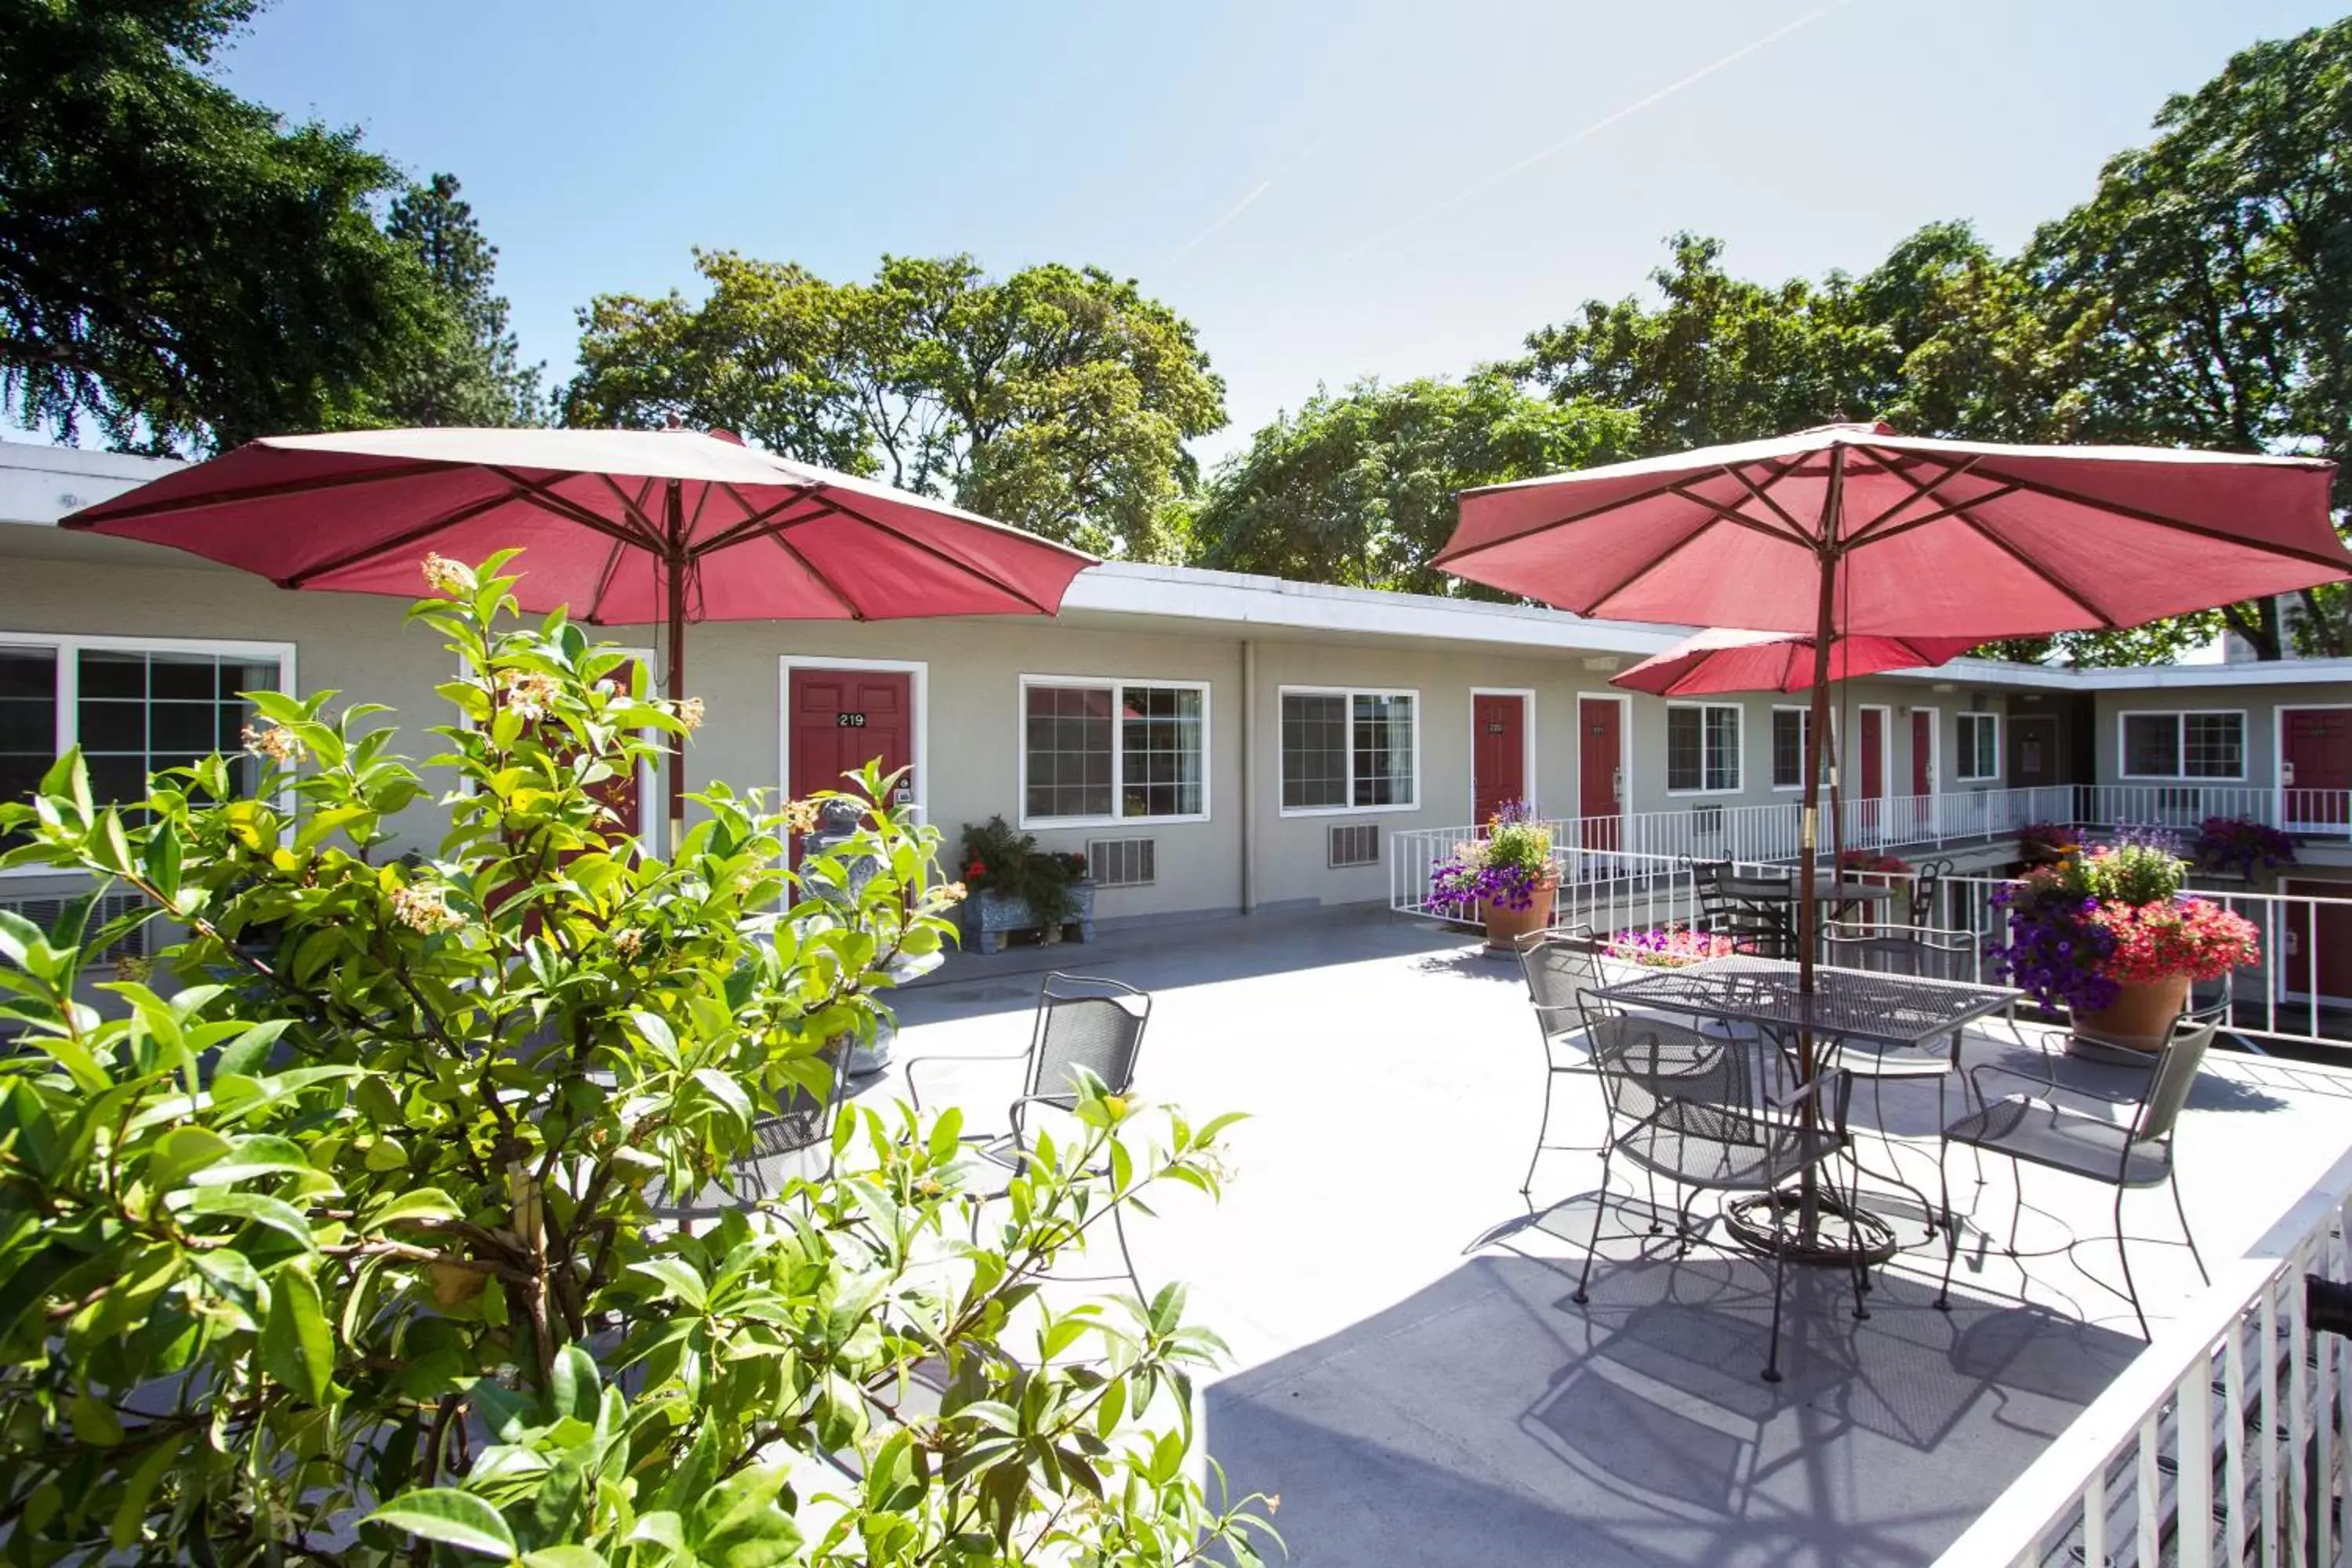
[1936,1145,2352,1568]
[2080,784,2352,840]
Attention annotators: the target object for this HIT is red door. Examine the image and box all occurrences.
[789,669,914,807]
[2285,709,2352,830]
[1472,693,1527,825]
[1910,709,1935,838]
[2284,879,2352,1003]
[1578,698,1621,852]
[1857,708,1886,844]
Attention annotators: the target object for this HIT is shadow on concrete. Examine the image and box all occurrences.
[895,903,1481,1024]
[1205,1202,2140,1568]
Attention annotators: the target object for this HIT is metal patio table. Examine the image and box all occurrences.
[1592,955,2022,1263]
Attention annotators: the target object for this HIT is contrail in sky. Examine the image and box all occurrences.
[1165,133,1336,267]
[1339,0,1855,263]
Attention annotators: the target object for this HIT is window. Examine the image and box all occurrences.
[1021,678,1207,826]
[2,637,291,844]
[2120,711,2245,780]
[1279,688,1417,813]
[1666,702,1740,793]
[1769,708,1837,791]
[1956,713,1999,782]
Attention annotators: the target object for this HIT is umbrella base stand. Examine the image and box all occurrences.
[1722,1187,1900,1267]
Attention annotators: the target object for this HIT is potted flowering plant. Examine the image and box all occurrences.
[2015,821,2082,868]
[957,815,1096,954]
[1989,829,2261,1053]
[2192,815,2296,880]
[1431,800,1558,952]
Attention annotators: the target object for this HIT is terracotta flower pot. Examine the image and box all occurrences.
[1483,870,1560,954]
[2072,972,2191,1054]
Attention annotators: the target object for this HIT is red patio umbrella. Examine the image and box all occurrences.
[64,426,1097,842]
[1610,628,1979,698]
[1437,421,2347,1017]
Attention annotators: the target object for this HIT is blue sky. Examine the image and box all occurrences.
[220,0,2347,466]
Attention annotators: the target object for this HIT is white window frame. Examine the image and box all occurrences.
[0,630,299,880]
[1017,673,1213,830]
[1955,712,2001,782]
[1665,700,1742,797]
[1276,684,1422,818]
[2117,708,2249,782]
[1769,706,1837,793]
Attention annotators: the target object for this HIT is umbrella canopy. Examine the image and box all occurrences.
[1611,629,1980,698]
[1438,423,2347,638]
[1437,422,2349,1048]
[64,426,1098,837]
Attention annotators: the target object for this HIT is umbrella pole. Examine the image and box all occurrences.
[664,481,688,854]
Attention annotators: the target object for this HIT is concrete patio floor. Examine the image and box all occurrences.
[877,906,2352,1567]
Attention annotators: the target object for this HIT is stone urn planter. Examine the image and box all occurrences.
[2070,973,2191,1057]
[965,882,1098,956]
[1481,870,1560,954]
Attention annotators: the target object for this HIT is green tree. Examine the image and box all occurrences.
[1188,372,1635,593]
[2025,15,2352,659]
[565,252,1227,559]
[0,0,444,454]
[0,557,1269,1563]
[382,173,547,426]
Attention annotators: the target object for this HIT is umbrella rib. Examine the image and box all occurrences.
[803,489,1058,615]
[691,485,828,557]
[1720,463,1817,541]
[482,467,664,550]
[282,487,526,587]
[1839,484,2026,549]
[1842,452,1991,543]
[60,458,456,526]
[564,471,665,548]
[1950,511,2119,629]
[1576,518,1724,618]
[584,535,630,625]
[1435,455,1809,565]
[760,524,867,620]
[1662,481,1813,545]
[1948,460,2352,575]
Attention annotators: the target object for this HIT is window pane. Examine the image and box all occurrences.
[1352,694,1414,807]
[1704,706,1740,792]
[1282,693,1347,809]
[1119,685,1203,818]
[2123,714,2179,777]
[1976,718,1998,778]
[2183,713,2243,779]
[1772,711,1803,789]
[0,647,57,843]
[1667,708,1702,792]
[1024,684,1113,819]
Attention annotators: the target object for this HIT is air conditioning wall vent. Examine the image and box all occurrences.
[1087,837,1156,888]
[1329,823,1381,869]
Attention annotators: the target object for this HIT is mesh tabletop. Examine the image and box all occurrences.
[1593,956,2020,1050]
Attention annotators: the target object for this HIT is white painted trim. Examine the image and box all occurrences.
[1768,704,1838,793]
[1274,684,1421,818]
[1908,704,1941,796]
[1468,686,1538,818]
[1955,711,2002,782]
[1663,699,1741,797]
[1574,691,1632,837]
[1014,672,1213,831]
[777,655,930,822]
[0,630,299,880]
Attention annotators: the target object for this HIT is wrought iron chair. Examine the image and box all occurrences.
[1818,924,1985,1236]
[1718,868,1798,959]
[1688,857,1734,929]
[1516,926,1723,1199]
[1933,1000,2222,1339]
[1573,1023,1865,1382]
[652,1054,849,1218]
[906,971,1152,1298]
[1907,858,1954,928]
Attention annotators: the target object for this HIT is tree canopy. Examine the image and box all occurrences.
[0,0,450,454]
[379,173,547,428]
[1188,373,1634,595]
[564,252,1227,559]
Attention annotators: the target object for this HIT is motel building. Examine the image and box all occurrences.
[6,437,2352,1018]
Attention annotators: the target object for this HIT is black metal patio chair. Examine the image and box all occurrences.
[649,1054,848,1218]
[1907,858,1954,928]
[1516,926,1726,1200]
[1572,1022,1865,1382]
[1933,999,2222,1339]
[906,971,1152,1298]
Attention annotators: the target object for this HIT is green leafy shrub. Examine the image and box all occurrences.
[957,815,1090,926]
[0,555,1269,1565]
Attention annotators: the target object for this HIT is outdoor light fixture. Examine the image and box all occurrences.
[1933,681,1957,694]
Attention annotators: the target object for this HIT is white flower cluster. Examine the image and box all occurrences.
[500,669,561,724]
[390,881,466,935]
[240,724,305,764]
[420,553,469,596]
